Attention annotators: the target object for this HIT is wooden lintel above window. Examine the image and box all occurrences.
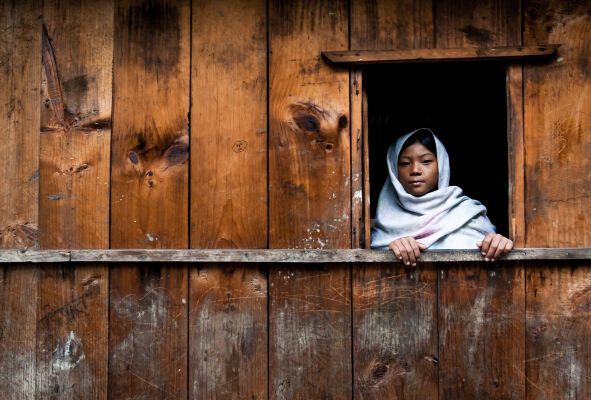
[322,44,560,65]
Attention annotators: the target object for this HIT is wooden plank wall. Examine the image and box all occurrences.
[0,0,589,399]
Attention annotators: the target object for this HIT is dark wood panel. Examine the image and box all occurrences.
[190,0,267,249]
[526,261,591,399]
[109,0,190,398]
[189,264,267,399]
[439,263,525,398]
[269,264,352,399]
[353,263,437,399]
[0,0,41,249]
[39,0,112,249]
[36,264,108,399]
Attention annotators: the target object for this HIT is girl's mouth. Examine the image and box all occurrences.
[410,181,424,186]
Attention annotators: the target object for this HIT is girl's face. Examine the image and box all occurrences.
[397,142,439,196]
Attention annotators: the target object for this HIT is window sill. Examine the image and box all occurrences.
[0,248,589,263]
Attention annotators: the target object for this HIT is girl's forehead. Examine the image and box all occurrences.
[399,142,436,157]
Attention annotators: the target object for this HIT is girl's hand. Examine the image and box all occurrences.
[477,233,513,262]
[389,237,427,266]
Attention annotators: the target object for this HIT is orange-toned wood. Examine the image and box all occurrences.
[268,0,352,397]
[526,261,591,399]
[189,264,267,398]
[110,0,190,248]
[436,2,525,398]
[523,0,591,247]
[353,264,438,399]
[350,1,437,397]
[0,1,41,397]
[351,69,363,248]
[190,0,267,249]
[109,1,190,398]
[269,264,352,398]
[39,0,112,249]
[0,0,41,249]
[36,265,108,398]
[507,64,525,246]
[323,45,559,65]
[439,263,525,398]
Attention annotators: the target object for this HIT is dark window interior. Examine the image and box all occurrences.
[368,62,508,237]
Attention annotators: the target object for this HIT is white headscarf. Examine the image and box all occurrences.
[371,128,495,250]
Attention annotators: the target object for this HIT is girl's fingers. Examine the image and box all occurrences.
[409,239,421,261]
[418,242,427,251]
[492,238,505,261]
[389,242,402,259]
[401,238,417,266]
[397,241,410,265]
[480,233,493,256]
[486,234,501,260]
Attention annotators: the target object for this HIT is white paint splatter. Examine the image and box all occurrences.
[52,331,85,372]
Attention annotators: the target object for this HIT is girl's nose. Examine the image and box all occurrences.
[411,162,421,174]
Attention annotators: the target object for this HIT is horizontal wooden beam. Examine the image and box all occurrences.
[322,44,560,65]
[0,248,589,263]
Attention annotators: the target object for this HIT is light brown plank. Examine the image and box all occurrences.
[323,45,559,65]
[39,0,112,249]
[0,0,41,249]
[439,263,525,398]
[350,1,438,398]
[109,1,190,398]
[190,0,267,249]
[36,264,108,399]
[350,69,363,248]
[526,261,591,399]
[190,264,267,399]
[269,264,352,399]
[353,263,438,399]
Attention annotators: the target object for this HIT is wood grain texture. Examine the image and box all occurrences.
[110,0,190,248]
[108,264,188,399]
[0,0,41,249]
[523,0,591,247]
[191,0,267,249]
[269,264,352,399]
[353,264,437,399]
[350,69,363,248]
[109,1,190,398]
[349,0,434,50]
[269,0,350,249]
[526,261,591,399]
[439,264,525,398]
[350,1,438,398]
[36,264,108,399]
[189,264,267,399]
[39,0,112,249]
[0,265,38,398]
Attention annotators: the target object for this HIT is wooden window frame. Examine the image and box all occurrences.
[335,45,561,249]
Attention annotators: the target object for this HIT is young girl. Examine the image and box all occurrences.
[371,128,513,266]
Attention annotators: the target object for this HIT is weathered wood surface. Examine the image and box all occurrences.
[191,0,267,249]
[0,0,41,249]
[109,1,190,398]
[36,264,108,399]
[523,1,591,398]
[323,44,559,65]
[350,69,363,249]
[350,1,437,398]
[190,264,267,399]
[39,0,112,249]
[353,264,437,399]
[1,248,591,263]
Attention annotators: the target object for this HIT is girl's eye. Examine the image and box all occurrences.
[399,162,409,166]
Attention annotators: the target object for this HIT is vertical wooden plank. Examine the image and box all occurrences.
[435,2,525,399]
[269,264,351,399]
[189,1,268,398]
[0,1,41,398]
[351,69,363,249]
[523,0,591,247]
[109,1,190,398]
[39,0,112,249]
[507,64,525,247]
[190,0,267,249]
[190,264,267,399]
[110,0,190,248]
[0,0,40,248]
[524,2,591,398]
[439,263,525,398]
[268,1,351,398]
[526,262,591,399]
[36,264,108,399]
[350,1,437,398]
[353,264,438,399]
